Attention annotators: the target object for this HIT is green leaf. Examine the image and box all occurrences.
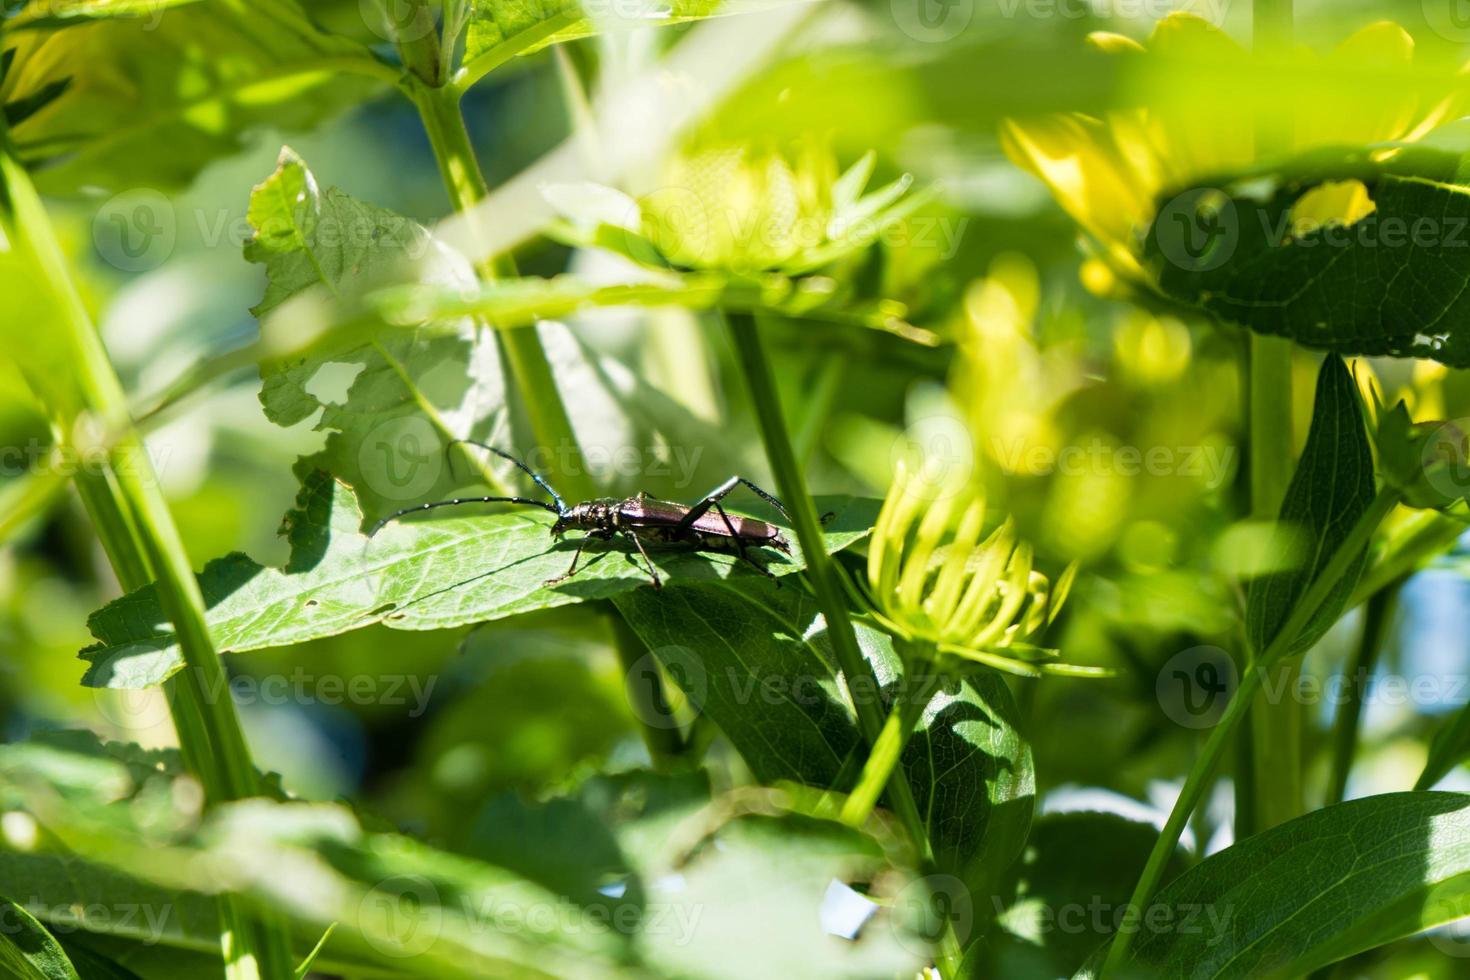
[1,0,388,191]
[7,0,205,30]
[247,149,518,531]
[246,148,472,319]
[614,579,860,787]
[371,271,920,339]
[524,770,926,979]
[2,735,925,979]
[983,812,1190,979]
[49,940,143,980]
[0,895,82,980]
[1142,145,1470,368]
[1416,706,1470,791]
[1245,355,1375,658]
[0,734,630,977]
[292,924,334,980]
[1079,792,1470,979]
[614,577,1035,906]
[466,792,644,924]
[638,814,923,979]
[896,668,1034,907]
[0,852,227,964]
[79,471,879,688]
[460,0,810,80]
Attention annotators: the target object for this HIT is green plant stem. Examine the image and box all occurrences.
[840,704,908,826]
[409,81,593,500]
[391,0,443,86]
[1326,578,1402,806]
[839,656,942,828]
[1348,509,1462,610]
[1102,486,1398,978]
[725,314,875,738]
[724,311,961,977]
[1233,712,1257,841]
[404,63,678,766]
[408,70,670,768]
[1248,332,1300,830]
[0,148,290,978]
[1248,0,1299,836]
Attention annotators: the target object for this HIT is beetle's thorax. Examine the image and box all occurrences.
[552,499,620,536]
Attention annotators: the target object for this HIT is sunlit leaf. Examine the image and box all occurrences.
[1,0,388,191]
[615,577,1035,908]
[1,736,926,979]
[247,148,513,529]
[1078,792,1470,979]
[7,0,205,30]
[0,895,82,980]
[980,811,1190,979]
[461,0,814,79]
[79,470,878,688]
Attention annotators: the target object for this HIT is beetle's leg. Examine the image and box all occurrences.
[712,502,778,583]
[624,531,662,589]
[674,476,792,533]
[544,532,603,587]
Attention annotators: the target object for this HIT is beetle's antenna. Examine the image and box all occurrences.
[736,478,791,522]
[446,439,568,514]
[368,496,560,537]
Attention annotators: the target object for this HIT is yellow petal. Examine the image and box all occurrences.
[972,542,1034,648]
[1286,179,1376,238]
[1296,21,1417,150]
[1087,31,1146,57]
[948,521,1014,641]
[925,498,987,628]
[1138,13,1254,183]
[1000,116,1153,247]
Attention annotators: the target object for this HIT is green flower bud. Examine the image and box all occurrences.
[863,458,1099,678]
[640,140,836,273]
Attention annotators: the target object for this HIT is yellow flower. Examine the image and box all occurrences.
[862,458,1100,677]
[1002,14,1465,285]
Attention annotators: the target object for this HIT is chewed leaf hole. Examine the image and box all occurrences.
[304,360,365,405]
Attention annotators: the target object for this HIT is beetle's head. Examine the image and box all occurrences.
[552,502,603,537]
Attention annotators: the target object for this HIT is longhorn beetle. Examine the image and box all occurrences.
[370,442,793,589]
